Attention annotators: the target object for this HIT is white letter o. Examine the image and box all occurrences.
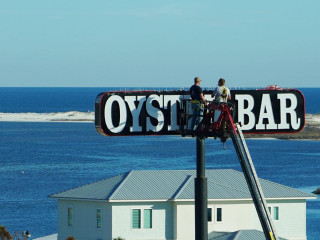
[105,95,127,133]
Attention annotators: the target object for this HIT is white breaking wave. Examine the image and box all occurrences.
[0,111,94,122]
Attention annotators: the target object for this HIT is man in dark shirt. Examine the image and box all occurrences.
[189,77,206,130]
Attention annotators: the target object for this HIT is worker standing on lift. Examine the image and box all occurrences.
[212,78,231,103]
[189,77,206,130]
[210,78,231,124]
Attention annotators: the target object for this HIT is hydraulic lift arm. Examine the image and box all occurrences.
[206,103,278,240]
[230,123,278,240]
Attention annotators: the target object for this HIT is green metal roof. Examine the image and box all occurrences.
[209,230,288,240]
[49,169,315,201]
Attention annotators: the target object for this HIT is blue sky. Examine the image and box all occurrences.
[0,0,319,88]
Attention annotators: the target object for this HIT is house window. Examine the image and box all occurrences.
[132,209,153,229]
[96,209,102,228]
[67,207,73,226]
[144,209,152,229]
[207,208,212,222]
[216,208,222,222]
[268,207,271,214]
[274,207,279,220]
[132,209,141,229]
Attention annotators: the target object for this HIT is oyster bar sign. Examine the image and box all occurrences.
[95,89,305,136]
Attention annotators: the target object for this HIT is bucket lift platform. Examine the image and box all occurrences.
[179,100,235,141]
[179,100,278,240]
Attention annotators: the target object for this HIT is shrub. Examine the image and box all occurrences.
[65,237,76,240]
[0,226,13,240]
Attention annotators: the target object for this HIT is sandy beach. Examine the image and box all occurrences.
[0,111,94,122]
[245,114,320,140]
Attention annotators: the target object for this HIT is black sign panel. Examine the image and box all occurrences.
[95,89,305,136]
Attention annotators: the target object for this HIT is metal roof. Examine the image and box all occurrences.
[208,230,288,240]
[49,169,315,201]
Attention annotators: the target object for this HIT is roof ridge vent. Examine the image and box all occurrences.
[109,171,133,200]
[170,175,193,200]
[233,230,242,240]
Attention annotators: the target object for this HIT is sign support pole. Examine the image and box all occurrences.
[195,136,208,240]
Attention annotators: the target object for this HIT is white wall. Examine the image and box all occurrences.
[208,200,254,232]
[175,200,257,240]
[111,202,174,240]
[175,202,194,240]
[57,199,112,240]
[267,200,307,240]
[57,198,307,240]
[175,199,307,240]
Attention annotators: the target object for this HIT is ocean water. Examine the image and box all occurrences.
[0,87,319,239]
[0,87,319,114]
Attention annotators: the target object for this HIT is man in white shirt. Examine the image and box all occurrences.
[211,78,231,122]
[212,78,231,102]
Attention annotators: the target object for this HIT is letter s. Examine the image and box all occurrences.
[146,94,164,132]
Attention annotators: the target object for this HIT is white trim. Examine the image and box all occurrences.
[109,197,314,203]
[172,197,315,202]
[110,199,168,203]
[56,198,109,202]
[52,196,315,203]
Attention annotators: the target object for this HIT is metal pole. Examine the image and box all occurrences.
[195,137,208,240]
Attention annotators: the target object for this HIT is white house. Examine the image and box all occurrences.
[49,169,315,240]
